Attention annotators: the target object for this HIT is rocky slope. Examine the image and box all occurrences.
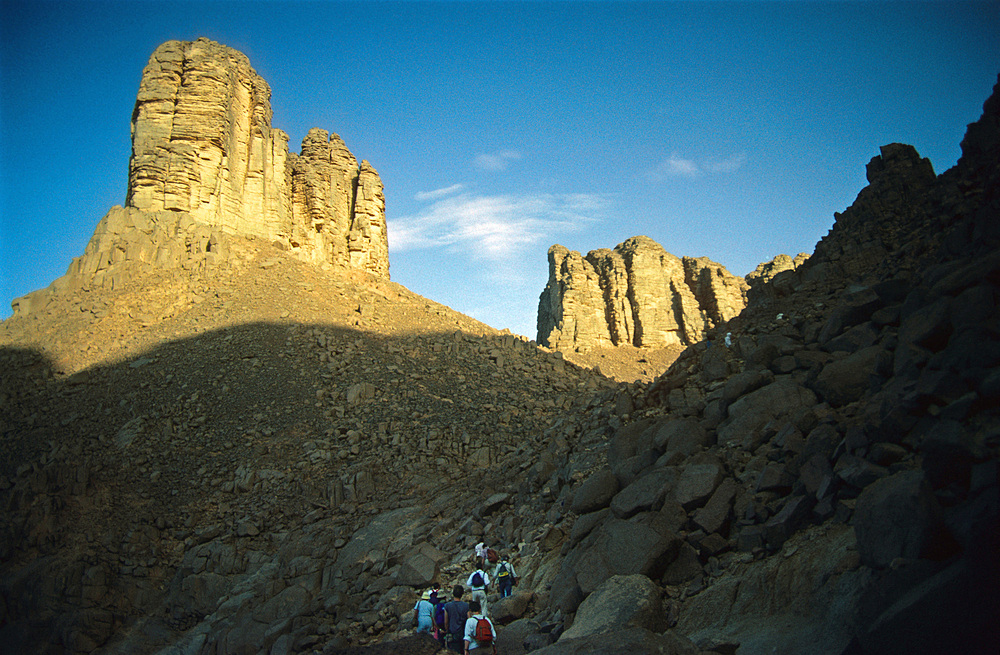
[0,233,634,653]
[2,38,998,655]
[537,84,1000,654]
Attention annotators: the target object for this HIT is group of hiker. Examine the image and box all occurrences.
[412,544,519,653]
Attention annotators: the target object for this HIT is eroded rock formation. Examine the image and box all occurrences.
[128,38,387,275]
[537,236,749,350]
[746,252,810,288]
[12,38,387,316]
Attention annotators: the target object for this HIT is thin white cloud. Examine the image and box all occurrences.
[474,150,522,172]
[666,153,701,178]
[705,153,747,174]
[415,184,465,201]
[388,192,607,260]
[648,151,746,181]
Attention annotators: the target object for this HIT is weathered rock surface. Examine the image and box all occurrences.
[3,41,1000,655]
[560,574,666,640]
[745,252,810,288]
[12,38,387,317]
[531,627,701,655]
[537,236,748,351]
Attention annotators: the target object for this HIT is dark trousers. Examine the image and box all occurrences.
[446,632,464,653]
[498,577,513,597]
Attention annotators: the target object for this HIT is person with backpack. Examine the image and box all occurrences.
[493,553,517,598]
[431,583,449,646]
[429,581,444,605]
[466,565,491,617]
[463,599,496,653]
[485,546,499,565]
[443,584,470,653]
[412,589,435,634]
[474,542,488,566]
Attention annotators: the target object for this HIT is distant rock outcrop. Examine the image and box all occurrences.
[12,38,387,316]
[746,252,810,288]
[537,236,748,350]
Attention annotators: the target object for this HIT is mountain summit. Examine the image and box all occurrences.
[12,37,388,318]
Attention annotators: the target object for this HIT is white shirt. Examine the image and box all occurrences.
[466,569,490,590]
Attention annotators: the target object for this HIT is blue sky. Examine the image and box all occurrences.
[1,1,998,338]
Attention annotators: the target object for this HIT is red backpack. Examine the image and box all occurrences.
[473,616,493,644]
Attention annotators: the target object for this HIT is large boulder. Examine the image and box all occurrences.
[491,590,534,625]
[560,574,666,640]
[677,525,867,655]
[852,558,1000,655]
[672,459,725,511]
[717,379,817,447]
[395,542,447,587]
[610,468,678,519]
[572,514,683,596]
[853,470,952,568]
[571,470,620,515]
[812,345,883,407]
[652,418,711,459]
[609,419,659,486]
[534,627,701,655]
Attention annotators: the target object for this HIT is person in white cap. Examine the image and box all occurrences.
[413,589,435,634]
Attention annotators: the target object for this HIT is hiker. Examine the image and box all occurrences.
[466,565,491,617]
[431,582,448,645]
[429,581,444,605]
[443,584,470,653]
[485,546,499,565]
[412,589,435,634]
[493,553,517,598]
[474,542,488,566]
[463,599,496,653]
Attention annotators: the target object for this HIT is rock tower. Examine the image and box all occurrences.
[12,38,388,315]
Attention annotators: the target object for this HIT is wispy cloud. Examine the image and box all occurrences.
[704,153,747,174]
[389,192,607,260]
[415,184,465,201]
[474,150,522,172]
[648,151,746,181]
[664,153,701,178]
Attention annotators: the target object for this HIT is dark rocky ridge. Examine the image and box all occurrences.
[1,38,998,655]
